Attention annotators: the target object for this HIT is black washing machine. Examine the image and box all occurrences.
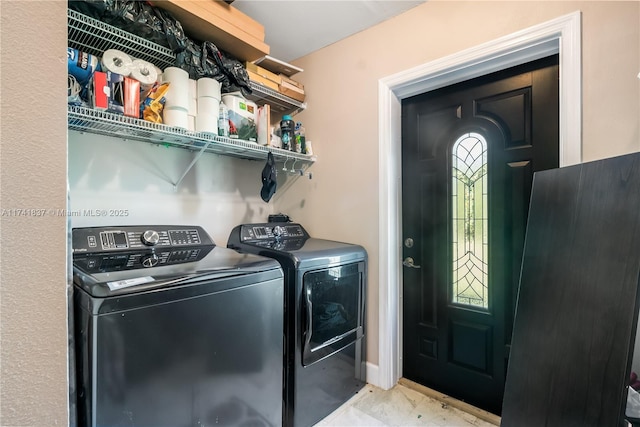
[71,225,284,427]
[227,223,367,427]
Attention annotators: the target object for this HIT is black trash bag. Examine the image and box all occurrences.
[202,41,252,97]
[69,0,165,46]
[260,152,277,203]
[69,0,188,52]
[175,40,247,93]
[175,40,219,80]
[153,5,188,53]
[68,0,107,19]
[223,60,252,97]
[120,2,167,47]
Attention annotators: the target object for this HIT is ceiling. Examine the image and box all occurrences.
[232,0,427,63]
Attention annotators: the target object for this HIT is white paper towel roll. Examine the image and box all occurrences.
[189,79,197,99]
[197,77,221,100]
[101,49,133,76]
[154,65,163,82]
[130,59,158,89]
[163,108,189,130]
[196,111,218,135]
[197,97,220,116]
[188,79,197,116]
[163,67,190,110]
[189,97,198,117]
[188,115,196,132]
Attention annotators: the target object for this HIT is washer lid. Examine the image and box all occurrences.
[73,245,282,298]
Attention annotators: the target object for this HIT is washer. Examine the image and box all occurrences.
[71,225,284,427]
[228,222,367,427]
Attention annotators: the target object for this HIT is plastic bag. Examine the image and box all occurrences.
[175,39,222,80]
[202,41,251,97]
[174,40,251,97]
[69,0,187,52]
[141,82,170,123]
[627,386,640,419]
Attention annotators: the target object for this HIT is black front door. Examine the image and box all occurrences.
[401,55,559,414]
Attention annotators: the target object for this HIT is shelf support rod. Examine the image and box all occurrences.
[173,141,212,191]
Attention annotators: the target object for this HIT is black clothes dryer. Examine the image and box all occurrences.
[227,223,367,427]
[71,225,284,427]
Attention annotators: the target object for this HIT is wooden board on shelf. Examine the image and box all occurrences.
[153,0,269,62]
[278,80,305,102]
[191,0,265,41]
[254,55,303,77]
[247,70,279,91]
[245,62,282,86]
[154,0,264,40]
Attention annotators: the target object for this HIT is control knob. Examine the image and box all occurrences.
[273,226,285,237]
[141,230,160,246]
[141,253,159,268]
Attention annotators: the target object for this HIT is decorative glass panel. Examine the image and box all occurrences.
[452,132,488,309]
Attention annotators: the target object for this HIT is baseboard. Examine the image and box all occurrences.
[366,362,381,388]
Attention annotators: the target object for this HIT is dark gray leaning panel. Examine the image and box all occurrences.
[502,152,640,427]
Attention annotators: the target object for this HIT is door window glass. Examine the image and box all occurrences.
[452,132,488,309]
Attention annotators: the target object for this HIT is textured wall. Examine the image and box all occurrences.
[283,1,640,367]
[0,1,69,425]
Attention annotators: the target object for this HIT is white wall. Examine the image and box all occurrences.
[68,133,276,244]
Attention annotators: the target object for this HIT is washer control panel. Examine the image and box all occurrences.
[72,225,213,253]
[73,247,211,272]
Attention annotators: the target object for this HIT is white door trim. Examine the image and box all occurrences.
[377,11,582,390]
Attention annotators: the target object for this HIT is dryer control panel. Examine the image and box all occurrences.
[235,223,309,242]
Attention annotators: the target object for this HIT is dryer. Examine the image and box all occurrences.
[228,222,367,427]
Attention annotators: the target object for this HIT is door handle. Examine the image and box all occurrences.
[403,257,421,268]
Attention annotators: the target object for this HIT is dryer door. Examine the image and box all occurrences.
[301,262,365,366]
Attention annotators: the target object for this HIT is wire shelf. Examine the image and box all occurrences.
[247,82,307,115]
[67,9,175,70]
[66,8,312,189]
[67,9,305,115]
[68,106,316,164]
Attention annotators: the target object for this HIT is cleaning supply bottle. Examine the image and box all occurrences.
[218,101,229,137]
[280,115,295,150]
[294,122,306,154]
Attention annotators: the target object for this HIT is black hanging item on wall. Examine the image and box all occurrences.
[260,152,277,203]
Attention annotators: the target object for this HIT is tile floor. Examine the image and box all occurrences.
[316,382,499,427]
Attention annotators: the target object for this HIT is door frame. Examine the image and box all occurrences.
[376,11,582,390]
